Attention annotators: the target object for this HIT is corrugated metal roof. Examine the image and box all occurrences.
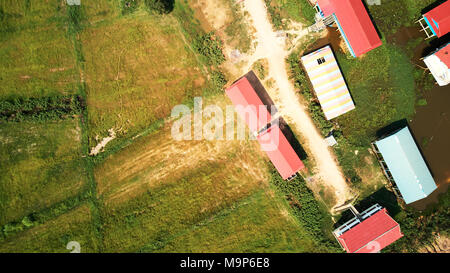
[424,43,450,86]
[338,208,403,253]
[424,0,450,38]
[301,46,355,120]
[374,127,437,204]
[225,75,273,133]
[317,0,382,57]
[257,123,305,180]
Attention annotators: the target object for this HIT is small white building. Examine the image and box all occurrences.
[423,43,450,86]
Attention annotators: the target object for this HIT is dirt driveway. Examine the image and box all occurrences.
[241,0,353,209]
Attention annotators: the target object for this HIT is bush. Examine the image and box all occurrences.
[144,0,174,14]
[192,32,225,66]
[0,95,85,122]
[120,0,140,15]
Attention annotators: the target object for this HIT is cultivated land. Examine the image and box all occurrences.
[0,204,99,253]
[82,8,209,146]
[0,119,87,226]
[0,0,79,99]
[0,0,448,254]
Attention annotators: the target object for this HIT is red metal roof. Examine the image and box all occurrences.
[257,124,305,180]
[338,208,403,253]
[317,0,382,57]
[225,77,272,133]
[424,0,450,38]
[435,43,450,67]
[316,0,334,17]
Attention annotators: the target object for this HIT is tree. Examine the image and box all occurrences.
[144,0,174,14]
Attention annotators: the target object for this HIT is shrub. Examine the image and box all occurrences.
[144,0,174,14]
[192,32,225,66]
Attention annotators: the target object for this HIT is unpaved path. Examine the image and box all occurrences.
[241,0,353,208]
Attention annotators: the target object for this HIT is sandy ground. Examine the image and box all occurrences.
[239,0,353,209]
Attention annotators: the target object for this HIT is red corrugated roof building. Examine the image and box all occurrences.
[226,72,305,180]
[315,0,382,57]
[423,0,450,38]
[225,76,273,133]
[257,123,305,180]
[334,206,403,253]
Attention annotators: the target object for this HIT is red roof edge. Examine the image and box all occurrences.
[338,208,403,253]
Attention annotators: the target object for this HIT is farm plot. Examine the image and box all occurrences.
[0,204,99,253]
[0,119,88,225]
[149,188,319,253]
[0,0,79,99]
[81,12,208,147]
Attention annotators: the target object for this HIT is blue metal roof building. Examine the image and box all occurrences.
[373,127,437,204]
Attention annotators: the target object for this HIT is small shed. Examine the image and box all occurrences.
[372,127,437,204]
[333,204,403,253]
[301,45,355,120]
[423,43,450,86]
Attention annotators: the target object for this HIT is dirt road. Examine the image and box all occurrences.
[242,0,353,208]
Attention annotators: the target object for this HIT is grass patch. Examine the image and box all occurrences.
[81,12,209,146]
[100,157,268,252]
[367,0,437,35]
[0,204,99,253]
[334,44,416,146]
[223,1,252,53]
[269,169,341,252]
[252,59,269,80]
[146,189,318,253]
[0,119,88,225]
[0,0,79,99]
[265,0,315,29]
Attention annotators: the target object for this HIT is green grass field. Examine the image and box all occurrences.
[81,3,210,148]
[265,0,316,29]
[0,0,79,99]
[150,189,318,253]
[0,119,88,226]
[0,0,344,253]
[0,204,99,253]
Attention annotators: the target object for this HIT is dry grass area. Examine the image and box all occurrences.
[0,205,98,253]
[82,11,208,146]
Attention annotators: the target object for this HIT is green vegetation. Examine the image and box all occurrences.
[265,0,315,29]
[387,190,450,252]
[223,1,252,53]
[334,44,416,146]
[252,59,269,80]
[144,0,174,14]
[367,0,436,35]
[0,95,84,122]
[192,32,226,66]
[100,158,267,252]
[269,169,341,252]
[147,189,318,253]
[0,205,99,253]
[0,119,88,226]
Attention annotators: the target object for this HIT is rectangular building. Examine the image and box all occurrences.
[257,123,305,180]
[314,0,382,57]
[301,45,355,120]
[334,204,403,253]
[419,0,450,39]
[372,127,437,204]
[423,43,450,86]
[225,71,275,133]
